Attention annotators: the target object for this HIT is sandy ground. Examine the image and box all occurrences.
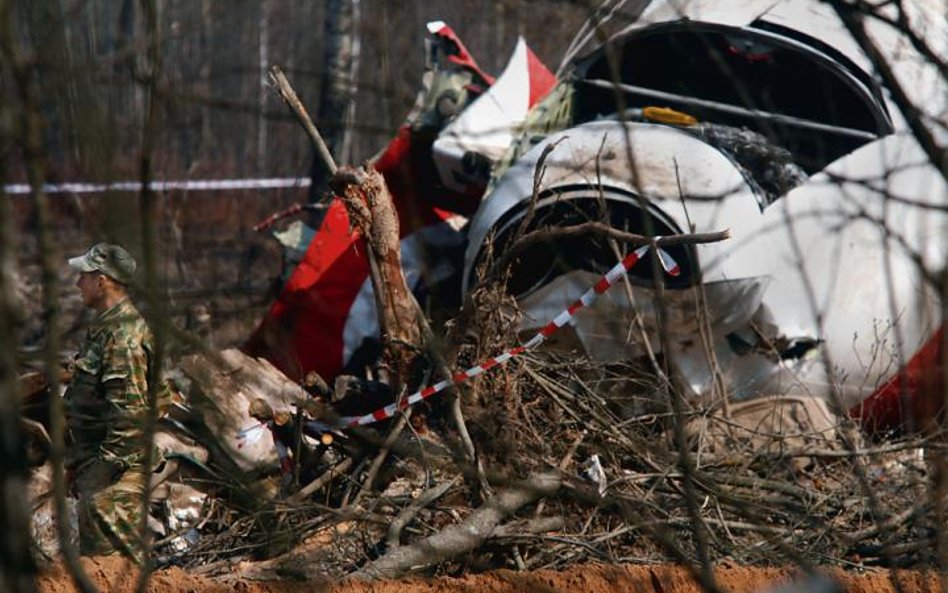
[35,557,942,593]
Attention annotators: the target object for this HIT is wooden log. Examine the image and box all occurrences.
[178,349,308,472]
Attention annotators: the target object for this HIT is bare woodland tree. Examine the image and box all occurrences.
[309,0,362,202]
[0,111,35,593]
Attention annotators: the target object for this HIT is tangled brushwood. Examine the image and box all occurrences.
[142,338,941,582]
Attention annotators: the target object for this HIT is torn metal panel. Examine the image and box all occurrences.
[463,0,945,431]
[636,0,779,29]
[634,0,871,74]
[272,220,316,283]
[668,133,945,427]
[247,23,553,384]
[722,133,947,420]
[564,3,894,174]
[243,2,942,433]
[433,37,556,195]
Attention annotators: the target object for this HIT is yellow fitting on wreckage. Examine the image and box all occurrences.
[642,106,698,126]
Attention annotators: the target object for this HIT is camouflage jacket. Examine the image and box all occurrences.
[66,298,158,469]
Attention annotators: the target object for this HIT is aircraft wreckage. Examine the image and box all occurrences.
[24,0,946,560]
[247,0,945,438]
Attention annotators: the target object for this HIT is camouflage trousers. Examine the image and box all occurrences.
[74,458,148,563]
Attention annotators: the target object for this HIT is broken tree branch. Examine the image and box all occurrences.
[386,476,460,548]
[331,166,422,385]
[347,472,562,581]
[485,225,730,286]
[288,457,354,504]
[267,67,393,367]
[270,65,426,391]
[268,65,337,177]
[349,409,412,507]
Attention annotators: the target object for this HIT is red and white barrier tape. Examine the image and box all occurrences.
[340,240,680,427]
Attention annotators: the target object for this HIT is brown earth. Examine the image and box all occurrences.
[35,557,942,593]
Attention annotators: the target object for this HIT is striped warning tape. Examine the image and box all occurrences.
[340,240,680,427]
[3,177,311,195]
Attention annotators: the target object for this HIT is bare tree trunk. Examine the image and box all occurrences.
[134,1,163,590]
[309,0,361,201]
[256,0,270,174]
[494,1,506,68]
[377,2,396,132]
[0,3,98,590]
[199,0,212,155]
[0,105,36,593]
[339,0,360,163]
[116,0,146,126]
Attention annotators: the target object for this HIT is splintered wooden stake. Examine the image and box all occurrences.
[330,165,422,387]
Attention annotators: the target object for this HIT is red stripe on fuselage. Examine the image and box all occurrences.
[851,325,945,433]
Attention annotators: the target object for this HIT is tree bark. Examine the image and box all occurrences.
[0,132,36,593]
[256,0,270,174]
[331,165,421,387]
[310,0,361,201]
[1,4,77,589]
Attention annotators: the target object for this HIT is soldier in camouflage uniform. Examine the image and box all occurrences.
[65,243,162,562]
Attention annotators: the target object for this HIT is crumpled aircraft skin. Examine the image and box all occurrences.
[462,0,945,431]
[249,2,944,433]
[245,23,555,383]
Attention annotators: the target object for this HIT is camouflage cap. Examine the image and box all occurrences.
[68,243,137,285]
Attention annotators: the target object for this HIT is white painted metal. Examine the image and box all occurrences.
[461,0,946,421]
[433,38,536,194]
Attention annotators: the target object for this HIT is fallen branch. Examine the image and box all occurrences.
[386,476,460,548]
[347,472,562,581]
[349,410,412,507]
[289,457,354,503]
[491,516,565,538]
[268,66,337,177]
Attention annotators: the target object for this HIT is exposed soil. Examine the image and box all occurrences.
[35,557,941,593]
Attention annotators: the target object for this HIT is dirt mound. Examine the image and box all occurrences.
[35,558,939,593]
